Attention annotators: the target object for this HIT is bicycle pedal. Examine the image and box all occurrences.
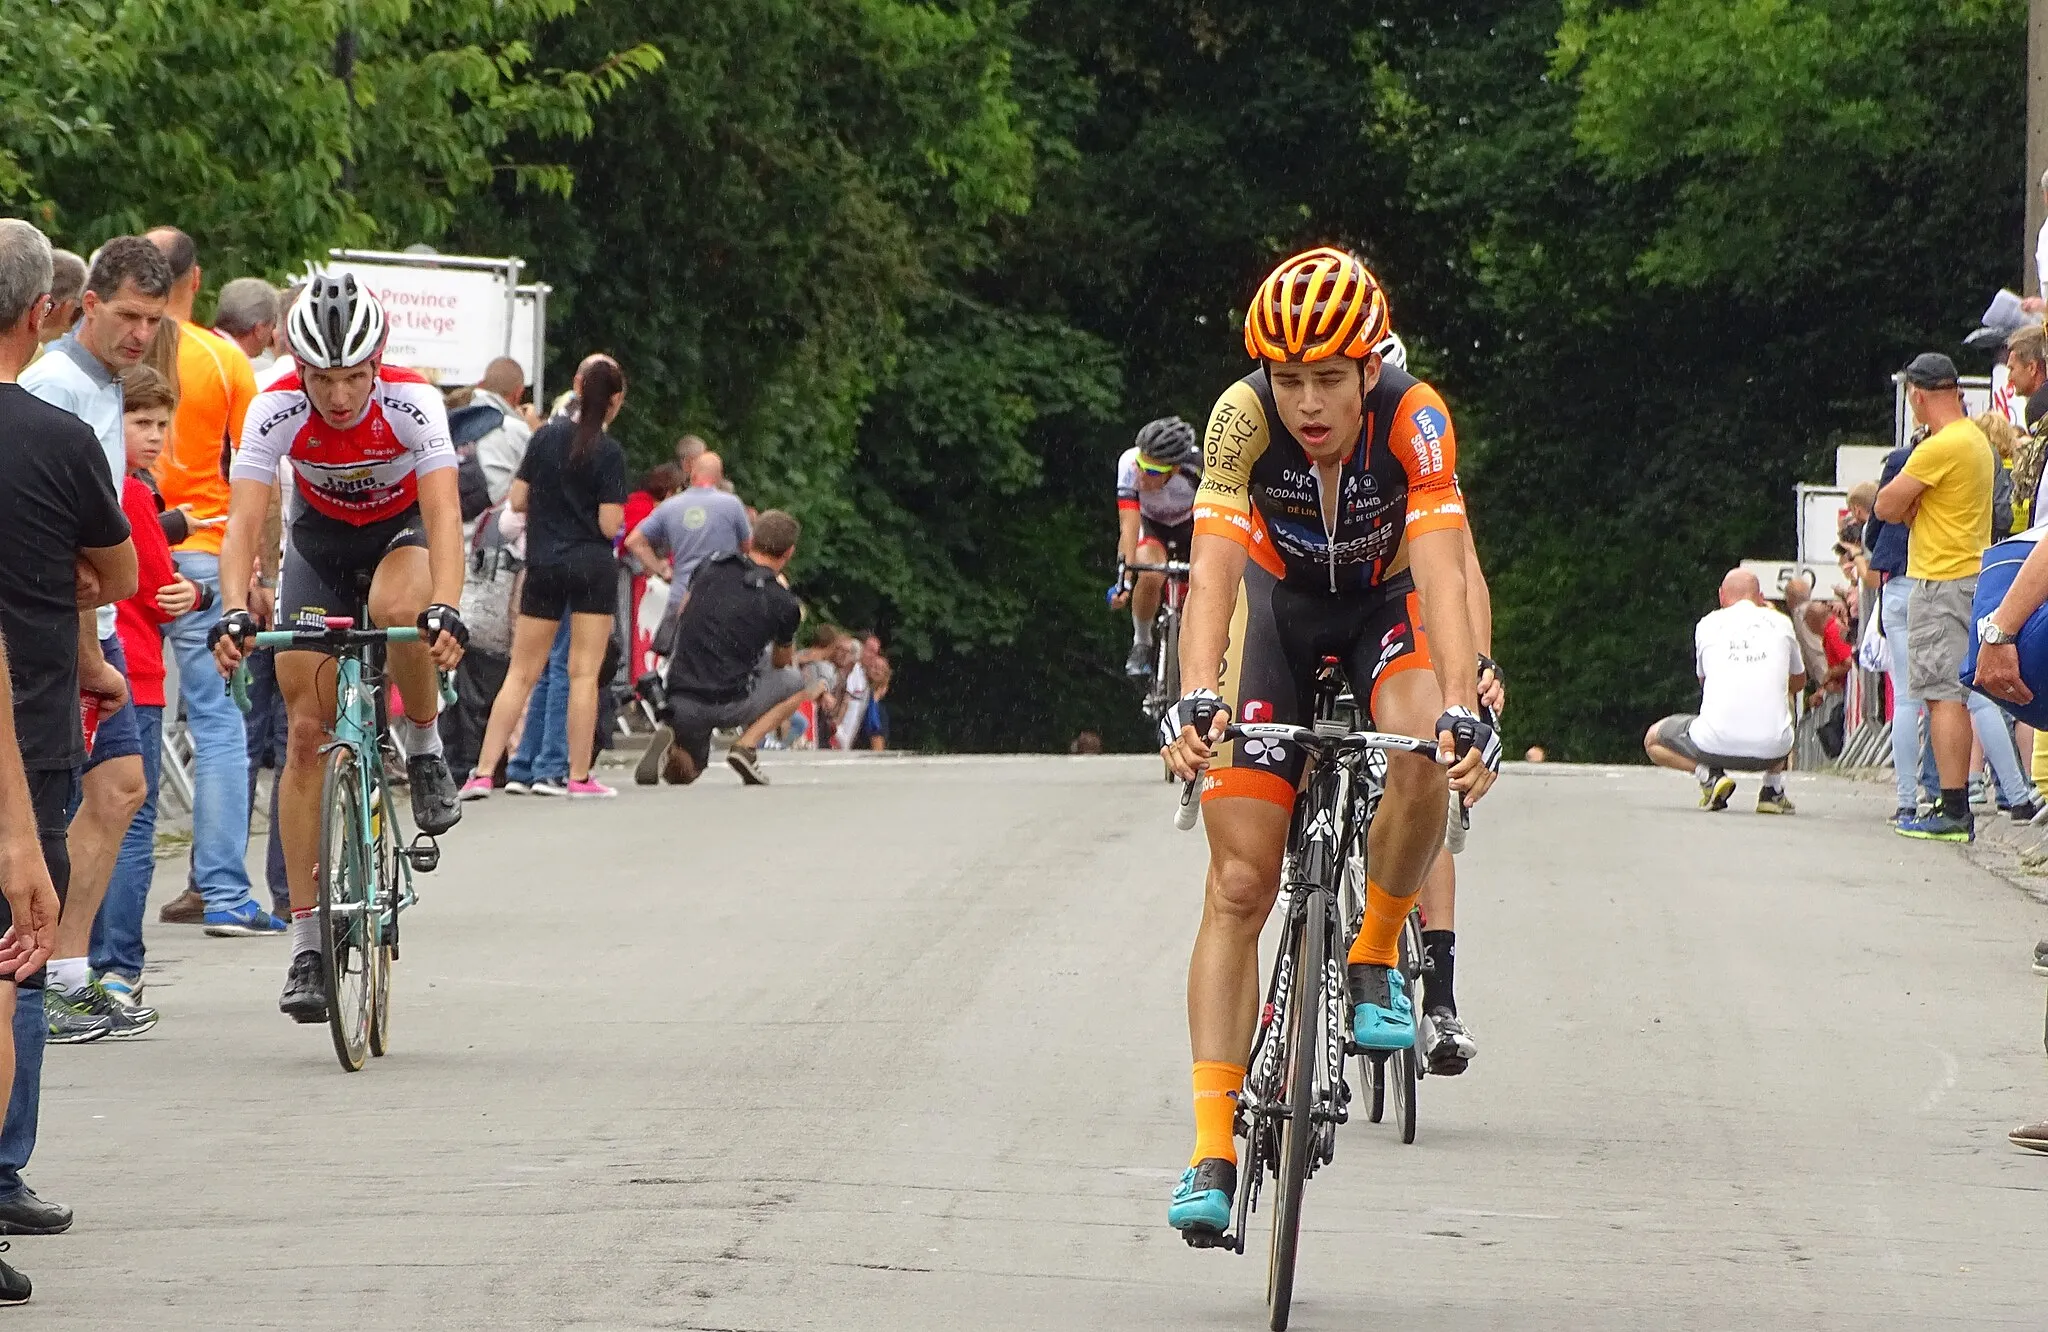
[405,835,440,873]
[1181,1228,1236,1250]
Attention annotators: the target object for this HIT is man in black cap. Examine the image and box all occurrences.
[1875,353,1996,841]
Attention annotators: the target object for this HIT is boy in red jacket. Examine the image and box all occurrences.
[89,367,208,1014]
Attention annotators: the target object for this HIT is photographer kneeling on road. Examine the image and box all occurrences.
[1643,568,1804,814]
[636,510,825,788]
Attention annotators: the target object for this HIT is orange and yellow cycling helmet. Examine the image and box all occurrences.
[1243,246,1391,363]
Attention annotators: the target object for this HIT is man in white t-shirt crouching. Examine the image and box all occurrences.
[1644,568,1807,814]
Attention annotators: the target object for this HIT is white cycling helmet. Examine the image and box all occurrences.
[1374,331,1408,372]
[287,271,387,370]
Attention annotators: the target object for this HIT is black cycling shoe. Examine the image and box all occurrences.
[408,754,462,835]
[1424,1007,1477,1076]
[0,1243,29,1306]
[279,951,328,1024]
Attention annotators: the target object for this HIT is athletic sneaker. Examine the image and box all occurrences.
[0,1243,30,1306]
[566,778,615,799]
[458,775,493,801]
[727,743,768,786]
[95,972,145,1009]
[2011,799,2044,824]
[202,900,285,937]
[408,754,462,835]
[2011,1120,2048,1153]
[2032,938,2047,977]
[502,779,531,795]
[1124,641,1154,678]
[279,951,328,1023]
[1423,1007,1477,1076]
[530,777,569,797]
[1895,810,1974,843]
[1699,774,1736,812]
[1889,806,1915,824]
[1168,1158,1236,1233]
[61,980,157,1038]
[44,993,112,1045]
[1755,788,1795,815]
[1347,963,1416,1051]
[636,724,674,786]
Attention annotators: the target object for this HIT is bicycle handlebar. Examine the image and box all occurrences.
[1125,561,1191,576]
[227,623,453,714]
[1172,724,1442,830]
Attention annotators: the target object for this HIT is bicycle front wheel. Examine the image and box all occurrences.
[1266,894,1323,1331]
[368,781,397,1058]
[318,747,373,1072]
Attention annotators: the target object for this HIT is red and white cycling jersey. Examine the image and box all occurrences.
[231,366,456,525]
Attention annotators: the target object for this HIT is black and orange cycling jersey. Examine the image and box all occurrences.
[1193,364,1465,595]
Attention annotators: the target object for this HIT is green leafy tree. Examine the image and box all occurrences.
[2,0,657,280]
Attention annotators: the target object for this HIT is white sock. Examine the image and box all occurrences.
[49,957,88,995]
[1132,612,1153,647]
[291,912,321,957]
[396,712,443,759]
[1761,773,1786,795]
[1694,764,1711,784]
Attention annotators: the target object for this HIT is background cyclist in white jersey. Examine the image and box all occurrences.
[1111,416,1202,676]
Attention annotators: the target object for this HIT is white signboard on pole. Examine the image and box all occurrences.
[324,250,538,395]
[1796,484,1849,565]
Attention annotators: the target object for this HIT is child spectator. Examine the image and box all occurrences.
[91,366,209,1007]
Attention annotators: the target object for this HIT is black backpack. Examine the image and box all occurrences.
[448,402,506,522]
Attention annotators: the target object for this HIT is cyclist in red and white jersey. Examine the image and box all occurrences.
[208,273,468,1024]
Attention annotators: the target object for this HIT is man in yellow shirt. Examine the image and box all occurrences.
[143,226,270,931]
[1876,352,1994,841]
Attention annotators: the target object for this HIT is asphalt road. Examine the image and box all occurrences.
[19,755,2048,1329]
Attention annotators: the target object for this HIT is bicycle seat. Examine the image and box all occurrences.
[324,616,356,630]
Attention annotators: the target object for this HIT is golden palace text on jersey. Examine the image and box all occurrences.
[1193,364,1465,595]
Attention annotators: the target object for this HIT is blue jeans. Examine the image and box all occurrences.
[505,619,571,784]
[1884,577,2037,808]
[167,552,255,911]
[0,992,45,1198]
[90,704,162,981]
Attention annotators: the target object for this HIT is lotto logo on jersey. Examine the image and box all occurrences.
[1241,699,1272,723]
[1409,405,1448,474]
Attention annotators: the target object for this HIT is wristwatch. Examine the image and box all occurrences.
[1978,616,2017,646]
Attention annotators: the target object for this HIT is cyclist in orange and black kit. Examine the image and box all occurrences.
[1160,247,1501,1235]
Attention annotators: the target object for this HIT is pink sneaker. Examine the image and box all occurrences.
[458,775,494,801]
[566,778,616,799]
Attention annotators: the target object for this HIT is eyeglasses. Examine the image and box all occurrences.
[1135,455,1177,476]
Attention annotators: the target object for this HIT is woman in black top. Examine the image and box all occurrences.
[464,360,629,798]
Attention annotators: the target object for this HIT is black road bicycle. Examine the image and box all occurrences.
[1172,660,1439,1331]
[1126,559,1191,730]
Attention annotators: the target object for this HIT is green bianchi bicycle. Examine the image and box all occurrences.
[1173,662,1441,1331]
[234,616,445,1072]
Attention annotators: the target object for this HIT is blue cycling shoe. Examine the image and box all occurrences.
[1168,1158,1236,1233]
[1348,963,1416,1050]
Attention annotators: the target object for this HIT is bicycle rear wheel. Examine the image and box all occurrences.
[367,780,397,1058]
[1266,894,1323,1331]
[317,747,372,1072]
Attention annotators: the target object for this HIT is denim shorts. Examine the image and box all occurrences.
[84,633,143,773]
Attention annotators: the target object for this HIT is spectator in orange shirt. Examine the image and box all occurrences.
[141,226,269,934]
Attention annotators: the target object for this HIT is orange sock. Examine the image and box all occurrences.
[1191,1061,1246,1166]
[1346,878,1415,968]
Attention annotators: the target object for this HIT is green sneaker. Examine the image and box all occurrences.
[44,992,113,1045]
[1755,789,1795,815]
[1699,774,1736,811]
[62,979,157,1039]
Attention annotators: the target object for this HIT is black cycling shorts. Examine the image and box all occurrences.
[1138,516,1194,562]
[519,554,617,620]
[278,506,426,646]
[1204,566,1434,811]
